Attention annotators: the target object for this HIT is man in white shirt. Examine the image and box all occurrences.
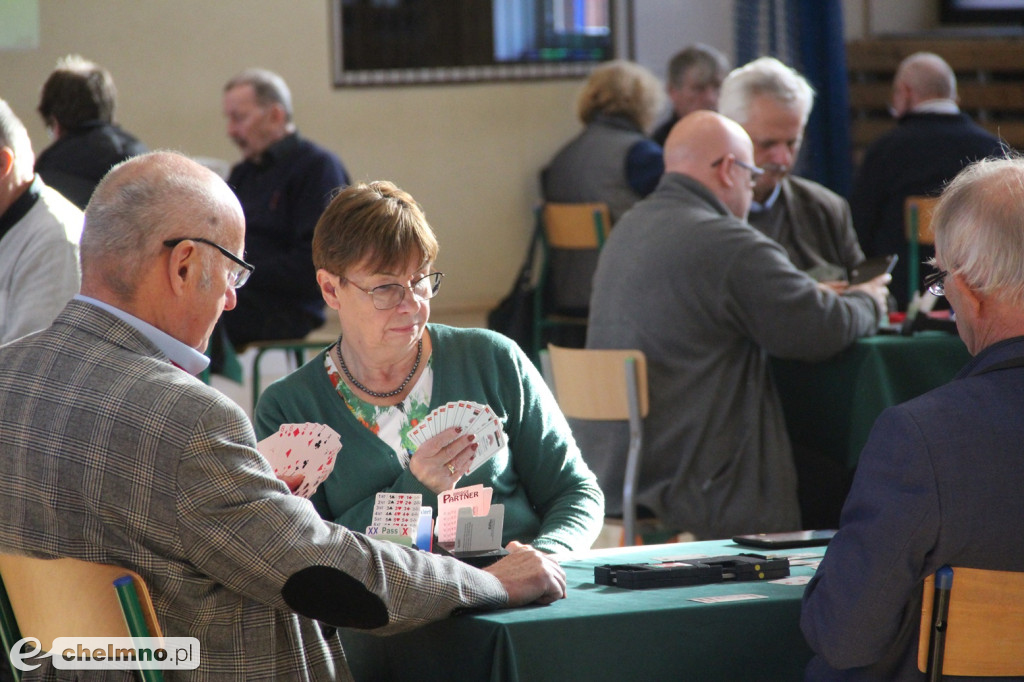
[0,99,82,344]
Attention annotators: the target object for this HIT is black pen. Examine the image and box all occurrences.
[928,565,954,678]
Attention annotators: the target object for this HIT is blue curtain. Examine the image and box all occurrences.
[733,0,852,197]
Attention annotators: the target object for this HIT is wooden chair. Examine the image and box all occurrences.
[904,195,939,305]
[919,565,1024,680]
[0,555,164,682]
[545,344,648,545]
[531,203,611,362]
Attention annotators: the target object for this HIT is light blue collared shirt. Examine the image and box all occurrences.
[749,181,783,214]
[74,294,210,376]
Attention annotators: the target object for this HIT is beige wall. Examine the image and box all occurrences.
[0,0,585,315]
[1,1,931,314]
[842,0,937,39]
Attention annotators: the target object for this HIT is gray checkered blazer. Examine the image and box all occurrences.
[0,301,506,681]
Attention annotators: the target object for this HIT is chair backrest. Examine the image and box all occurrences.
[919,565,1024,679]
[904,196,939,246]
[546,344,648,545]
[0,554,163,653]
[904,196,940,305]
[541,202,611,250]
[546,345,648,421]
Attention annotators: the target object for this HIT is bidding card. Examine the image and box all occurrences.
[368,492,423,544]
[453,504,504,552]
[436,484,492,545]
[256,423,341,499]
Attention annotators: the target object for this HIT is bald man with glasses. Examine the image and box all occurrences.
[0,151,566,680]
[579,111,890,542]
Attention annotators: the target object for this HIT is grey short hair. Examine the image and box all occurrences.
[718,56,815,127]
[224,68,293,122]
[666,44,729,89]
[896,52,957,101]
[82,151,237,299]
[0,99,35,176]
[933,154,1024,307]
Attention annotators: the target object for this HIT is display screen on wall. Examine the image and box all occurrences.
[332,0,630,86]
[941,0,1024,23]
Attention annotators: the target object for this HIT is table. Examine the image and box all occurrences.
[338,539,819,681]
[773,331,970,528]
[773,331,971,470]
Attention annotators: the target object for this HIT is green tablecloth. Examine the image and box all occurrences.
[338,539,818,681]
[773,332,971,470]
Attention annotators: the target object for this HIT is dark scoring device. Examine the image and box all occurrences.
[731,529,837,549]
[594,553,790,589]
[849,254,898,285]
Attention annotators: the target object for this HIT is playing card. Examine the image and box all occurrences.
[256,422,342,499]
[413,401,507,475]
[465,409,507,474]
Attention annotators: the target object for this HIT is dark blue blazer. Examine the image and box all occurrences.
[800,335,1024,680]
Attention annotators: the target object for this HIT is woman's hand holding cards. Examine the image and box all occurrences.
[409,427,478,493]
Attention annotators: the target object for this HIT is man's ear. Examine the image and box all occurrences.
[317,269,342,310]
[270,103,289,128]
[166,241,199,296]
[895,81,915,111]
[955,273,984,315]
[0,148,15,179]
[715,155,737,189]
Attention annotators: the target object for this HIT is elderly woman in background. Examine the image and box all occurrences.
[254,181,604,553]
[539,60,665,330]
[542,59,667,223]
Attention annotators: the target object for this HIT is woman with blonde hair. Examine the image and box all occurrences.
[543,59,667,223]
[540,61,666,325]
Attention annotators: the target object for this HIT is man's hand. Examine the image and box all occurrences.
[485,542,566,606]
[279,473,304,494]
[817,280,849,294]
[846,273,891,318]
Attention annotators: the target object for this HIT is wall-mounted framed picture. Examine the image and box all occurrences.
[331,0,634,87]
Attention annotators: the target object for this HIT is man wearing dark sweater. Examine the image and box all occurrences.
[35,55,148,209]
[220,68,349,351]
[850,52,1003,309]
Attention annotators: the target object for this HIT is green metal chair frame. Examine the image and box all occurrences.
[530,202,610,363]
[905,195,938,305]
[0,555,164,682]
[249,340,332,408]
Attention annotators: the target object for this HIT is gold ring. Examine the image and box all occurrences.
[446,463,456,475]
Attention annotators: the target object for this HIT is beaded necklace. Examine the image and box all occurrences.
[335,335,423,399]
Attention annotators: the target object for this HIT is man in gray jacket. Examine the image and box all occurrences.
[580,111,889,540]
[719,57,864,284]
[0,151,564,680]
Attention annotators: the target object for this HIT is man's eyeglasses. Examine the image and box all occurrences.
[925,269,948,297]
[163,237,254,288]
[345,272,444,310]
[711,156,766,186]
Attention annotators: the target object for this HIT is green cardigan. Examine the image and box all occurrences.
[254,324,604,553]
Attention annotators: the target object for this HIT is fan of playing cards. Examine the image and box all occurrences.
[257,423,342,498]
[409,401,507,474]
